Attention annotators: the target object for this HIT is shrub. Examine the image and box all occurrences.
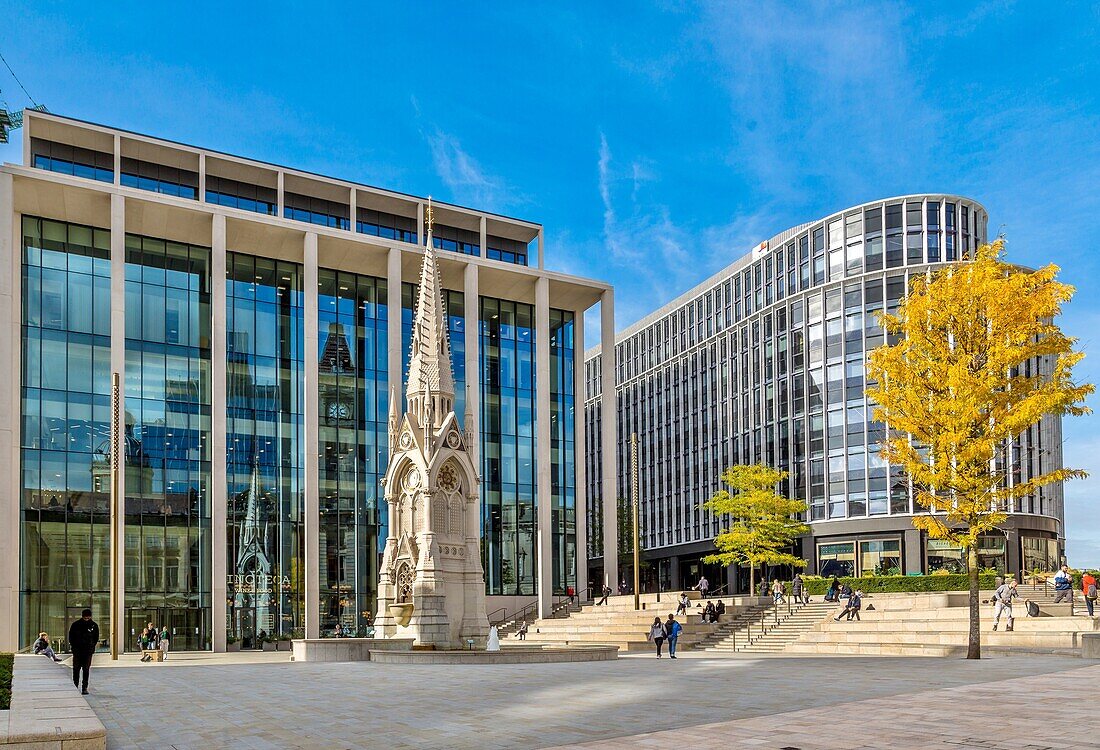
[803,573,1005,595]
[0,652,12,710]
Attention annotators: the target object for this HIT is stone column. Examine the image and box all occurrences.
[113,134,121,186]
[573,308,588,598]
[600,290,619,589]
[210,214,228,651]
[903,528,922,575]
[0,172,18,651]
[479,217,487,258]
[110,194,127,647]
[537,228,545,269]
[303,232,320,638]
[277,172,285,218]
[387,247,402,400]
[198,153,206,203]
[535,277,553,618]
[416,203,424,246]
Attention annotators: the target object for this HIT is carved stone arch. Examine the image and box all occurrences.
[395,561,414,603]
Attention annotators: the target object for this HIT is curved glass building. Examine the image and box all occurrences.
[584,195,1066,591]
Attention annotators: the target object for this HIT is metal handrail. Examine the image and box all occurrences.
[487,607,508,626]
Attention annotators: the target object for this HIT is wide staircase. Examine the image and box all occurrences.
[704,600,837,654]
[506,592,770,652]
[783,591,1100,657]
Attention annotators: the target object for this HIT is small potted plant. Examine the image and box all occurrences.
[277,634,292,651]
[261,634,276,652]
[226,635,240,653]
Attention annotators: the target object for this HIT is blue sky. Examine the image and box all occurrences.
[3,1,1099,563]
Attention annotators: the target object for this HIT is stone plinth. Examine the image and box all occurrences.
[291,638,414,663]
[2,655,106,748]
[1082,633,1100,659]
[368,645,618,664]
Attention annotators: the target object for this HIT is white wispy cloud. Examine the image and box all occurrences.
[426,129,515,212]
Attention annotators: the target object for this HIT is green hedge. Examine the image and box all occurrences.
[0,652,12,710]
[802,573,1004,595]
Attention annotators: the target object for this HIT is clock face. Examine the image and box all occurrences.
[327,402,351,420]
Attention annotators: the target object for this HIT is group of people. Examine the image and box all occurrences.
[1054,565,1099,616]
[139,622,170,661]
[646,614,683,658]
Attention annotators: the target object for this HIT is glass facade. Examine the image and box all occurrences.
[549,310,576,594]
[20,216,113,650]
[225,253,305,646]
[123,234,212,651]
[480,297,537,595]
[584,195,1068,579]
[317,269,388,635]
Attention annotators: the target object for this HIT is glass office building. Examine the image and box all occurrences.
[584,195,1066,592]
[0,111,615,652]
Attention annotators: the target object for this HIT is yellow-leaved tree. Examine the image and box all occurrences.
[702,464,809,597]
[866,239,1092,659]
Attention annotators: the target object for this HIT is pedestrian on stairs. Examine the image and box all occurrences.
[567,585,576,605]
[792,574,806,604]
[771,579,786,604]
[1082,571,1098,617]
[694,575,710,598]
[675,592,690,617]
[665,614,682,659]
[1053,566,1073,607]
[647,617,667,658]
[597,584,611,606]
[834,589,862,621]
[516,621,529,640]
[992,579,1019,631]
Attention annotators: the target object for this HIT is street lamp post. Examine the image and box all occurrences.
[631,432,640,612]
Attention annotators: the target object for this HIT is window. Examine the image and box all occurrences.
[818,542,855,577]
[926,539,965,573]
[860,540,901,576]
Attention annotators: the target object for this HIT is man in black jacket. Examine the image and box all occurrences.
[67,609,100,694]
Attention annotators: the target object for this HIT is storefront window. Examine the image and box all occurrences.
[926,539,965,573]
[818,542,855,577]
[976,536,1007,573]
[860,540,901,576]
[1022,536,1059,574]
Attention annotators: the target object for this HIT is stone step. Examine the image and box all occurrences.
[786,641,965,657]
[798,631,1090,648]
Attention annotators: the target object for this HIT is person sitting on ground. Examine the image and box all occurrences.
[703,601,716,623]
[838,582,853,602]
[835,589,863,622]
[715,600,726,622]
[675,592,690,617]
[33,632,63,662]
[516,621,529,640]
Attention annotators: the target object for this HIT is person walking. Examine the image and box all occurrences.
[140,623,159,661]
[992,579,1019,631]
[1082,571,1098,617]
[695,575,710,598]
[1053,565,1073,607]
[567,585,576,605]
[792,574,805,605]
[67,609,99,695]
[33,632,63,662]
[665,614,682,659]
[159,626,170,661]
[597,584,611,606]
[675,592,690,617]
[772,579,785,604]
[647,617,667,658]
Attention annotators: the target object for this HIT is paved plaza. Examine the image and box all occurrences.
[74,651,1098,749]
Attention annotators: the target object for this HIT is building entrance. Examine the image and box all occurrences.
[125,607,208,652]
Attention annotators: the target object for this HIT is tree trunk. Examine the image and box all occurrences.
[749,562,756,597]
[967,544,981,659]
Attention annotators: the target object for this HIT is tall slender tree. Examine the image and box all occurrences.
[866,239,1092,659]
[703,465,809,596]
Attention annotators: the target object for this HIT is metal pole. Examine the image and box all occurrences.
[631,432,640,611]
[109,372,121,660]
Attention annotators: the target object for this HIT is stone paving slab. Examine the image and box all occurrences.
[80,653,1094,749]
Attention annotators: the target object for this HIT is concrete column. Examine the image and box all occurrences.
[535,277,553,618]
[0,172,18,650]
[387,247,402,397]
[198,153,206,203]
[303,232,320,639]
[210,214,228,651]
[113,134,121,186]
[349,188,357,233]
[600,290,619,588]
[277,172,285,218]
[537,228,544,269]
[903,528,922,575]
[416,203,424,246]
[668,555,680,592]
[109,194,126,647]
[573,308,588,598]
[463,263,479,436]
[479,216,487,258]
